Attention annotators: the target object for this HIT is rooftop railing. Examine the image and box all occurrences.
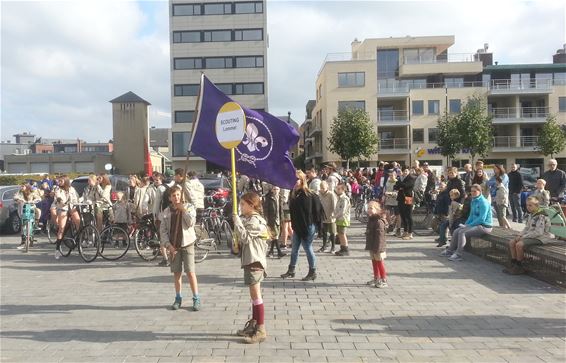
[403,53,477,64]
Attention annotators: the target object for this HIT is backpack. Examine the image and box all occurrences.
[160,184,172,212]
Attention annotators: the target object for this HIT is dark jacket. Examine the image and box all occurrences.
[463,171,474,192]
[434,189,451,216]
[394,174,415,204]
[542,169,566,199]
[289,189,324,239]
[508,170,524,194]
[446,176,465,203]
[365,214,387,253]
[262,191,279,228]
[425,170,436,193]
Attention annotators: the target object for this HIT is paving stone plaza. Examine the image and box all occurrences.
[1,221,565,363]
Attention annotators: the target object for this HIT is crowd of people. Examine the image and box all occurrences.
[10,158,566,344]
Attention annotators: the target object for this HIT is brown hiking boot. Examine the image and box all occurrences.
[244,325,267,344]
[236,319,257,337]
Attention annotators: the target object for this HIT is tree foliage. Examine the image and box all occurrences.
[327,108,378,169]
[537,114,566,157]
[436,94,493,163]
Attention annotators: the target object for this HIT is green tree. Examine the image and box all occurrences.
[293,151,306,170]
[436,113,462,159]
[537,114,566,157]
[455,94,494,164]
[327,108,378,169]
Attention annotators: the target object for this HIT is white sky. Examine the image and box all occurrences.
[1,0,565,142]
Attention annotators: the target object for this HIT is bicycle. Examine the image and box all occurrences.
[57,203,101,263]
[98,209,130,261]
[20,202,37,253]
[45,218,58,244]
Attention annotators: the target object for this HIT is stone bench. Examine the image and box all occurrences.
[468,227,566,287]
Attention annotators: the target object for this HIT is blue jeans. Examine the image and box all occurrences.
[438,220,450,243]
[509,193,523,222]
[290,224,317,269]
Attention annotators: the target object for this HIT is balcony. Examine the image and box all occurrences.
[308,125,322,137]
[492,136,539,151]
[400,53,483,77]
[377,138,409,154]
[489,79,553,95]
[377,110,409,126]
[490,107,549,124]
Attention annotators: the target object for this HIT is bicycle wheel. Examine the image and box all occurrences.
[194,238,215,263]
[46,220,58,244]
[77,225,100,263]
[134,225,160,261]
[204,218,217,243]
[99,225,130,261]
[59,237,74,257]
[218,221,234,252]
[24,220,32,253]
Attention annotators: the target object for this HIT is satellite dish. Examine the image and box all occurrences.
[104,163,112,171]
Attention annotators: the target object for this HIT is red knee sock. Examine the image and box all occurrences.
[377,261,387,279]
[252,299,264,325]
[371,259,380,279]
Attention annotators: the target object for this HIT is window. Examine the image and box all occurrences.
[376,49,399,79]
[174,84,199,96]
[175,111,195,123]
[403,48,435,64]
[428,100,440,115]
[205,57,233,69]
[217,83,234,95]
[234,83,264,95]
[555,72,566,85]
[449,99,461,113]
[338,72,365,87]
[203,30,232,42]
[174,58,203,70]
[235,2,263,13]
[235,56,264,68]
[173,31,201,43]
[172,4,201,16]
[413,128,424,143]
[559,97,566,112]
[412,100,424,115]
[445,77,464,88]
[172,132,191,157]
[203,3,232,15]
[338,101,365,111]
[428,128,439,143]
[234,29,263,41]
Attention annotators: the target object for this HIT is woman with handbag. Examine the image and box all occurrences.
[394,166,415,240]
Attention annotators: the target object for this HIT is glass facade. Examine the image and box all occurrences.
[338,72,365,87]
[449,99,461,114]
[175,111,195,123]
[172,132,191,157]
[338,101,365,111]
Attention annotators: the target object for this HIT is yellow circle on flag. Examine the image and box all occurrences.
[216,102,246,149]
[416,147,426,158]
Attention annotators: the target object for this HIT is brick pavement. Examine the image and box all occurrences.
[1,221,565,363]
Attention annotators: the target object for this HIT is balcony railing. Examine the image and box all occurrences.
[490,79,553,92]
[378,138,409,150]
[403,53,476,64]
[493,136,539,148]
[378,81,486,94]
[377,110,408,122]
[490,107,549,120]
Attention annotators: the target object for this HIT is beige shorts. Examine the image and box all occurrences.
[337,225,348,234]
[244,266,265,286]
[170,244,196,274]
[369,251,387,261]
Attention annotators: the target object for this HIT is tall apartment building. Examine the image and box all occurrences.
[169,0,268,172]
[307,35,566,173]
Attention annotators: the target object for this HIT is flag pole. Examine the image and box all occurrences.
[230,148,239,254]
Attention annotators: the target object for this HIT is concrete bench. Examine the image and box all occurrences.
[468,227,566,287]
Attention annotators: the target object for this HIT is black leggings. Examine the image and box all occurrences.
[399,203,413,233]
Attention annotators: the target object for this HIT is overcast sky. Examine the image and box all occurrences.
[1,0,564,142]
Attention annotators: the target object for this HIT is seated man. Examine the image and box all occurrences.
[503,196,553,275]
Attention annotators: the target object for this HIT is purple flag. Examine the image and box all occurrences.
[189,75,299,189]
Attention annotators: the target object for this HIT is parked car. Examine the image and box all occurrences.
[199,174,233,216]
[0,186,22,234]
[71,175,130,201]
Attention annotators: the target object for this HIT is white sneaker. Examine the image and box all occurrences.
[439,249,451,257]
[17,244,25,250]
[366,278,377,286]
[54,250,61,260]
[448,253,463,262]
[375,279,388,288]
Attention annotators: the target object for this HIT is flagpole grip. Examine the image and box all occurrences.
[231,148,239,254]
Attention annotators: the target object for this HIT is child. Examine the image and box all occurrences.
[233,192,269,344]
[531,179,550,207]
[334,183,351,256]
[365,201,389,288]
[503,196,552,275]
[264,185,286,258]
[159,185,201,311]
[112,192,132,233]
[436,189,462,247]
[318,181,337,253]
[495,176,511,229]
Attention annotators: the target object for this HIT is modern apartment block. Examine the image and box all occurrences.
[169,0,268,172]
[307,35,566,173]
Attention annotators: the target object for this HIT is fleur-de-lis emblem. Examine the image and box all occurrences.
[242,123,268,152]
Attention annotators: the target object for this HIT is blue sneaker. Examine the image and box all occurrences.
[192,296,201,311]
[448,253,463,262]
[171,297,182,310]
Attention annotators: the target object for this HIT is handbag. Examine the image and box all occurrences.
[404,196,413,205]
